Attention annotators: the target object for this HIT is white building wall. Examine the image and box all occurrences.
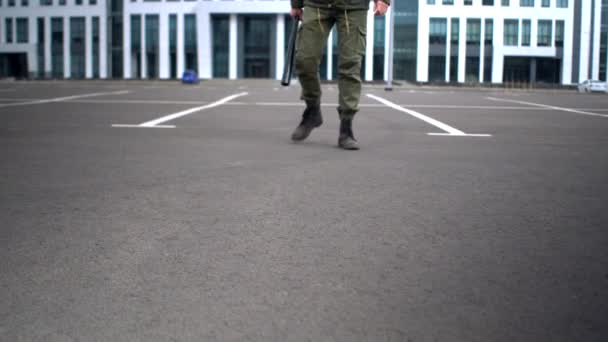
[0,1,107,78]
[123,0,199,79]
[579,0,592,82]
[591,0,602,80]
[418,0,573,84]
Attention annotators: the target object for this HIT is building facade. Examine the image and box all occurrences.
[0,0,607,85]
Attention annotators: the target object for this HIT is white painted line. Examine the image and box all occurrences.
[428,133,493,137]
[139,92,248,127]
[0,90,130,108]
[367,93,492,137]
[112,92,248,128]
[486,97,608,118]
[111,124,176,128]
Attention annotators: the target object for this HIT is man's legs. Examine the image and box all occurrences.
[291,7,334,141]
[335,10,367,150]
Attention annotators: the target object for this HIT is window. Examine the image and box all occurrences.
[466,19,481,45]
[169,14,177,78]
[520,0,533,6]
[556,0,567,7]
[16,18,28,43]
[9,0,14,5]
[443,0,453,4]
[21,0,28,6]
[541,0,549,6]
[504,19,519,46]
[502,0,509,5]
[451,18,459,44]
[483,0,494,5]
[537,20,552,46]
[92,16,99,78]
[555,20,564,47]
[146,14,160,78]
[212,15,229,78]
[464,0,472,4]
[485,19,493,45]
[130,15,141,78]
[59,0,65,5]
[76,0,82,4]
[37,17,45,77]
[429,18,447,44]
[450,18,459,82]
[70,17,85,78]
[427,0,435,4]
[6,18,13,43]
[90,0,96,4]
[40,0,51,5]
[184,14,198,73]
[51,17,64,78]
[521,20,531,46]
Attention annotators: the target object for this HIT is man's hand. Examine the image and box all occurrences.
[291,8,303,19]
[373,0,389,16]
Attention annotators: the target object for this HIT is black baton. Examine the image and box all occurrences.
[281,18,300,86]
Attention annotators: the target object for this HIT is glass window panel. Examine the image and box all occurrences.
[184,14,198,73]
[537,19,552,47]
[521,20,531,46]
[212,15,229,78]
[504,19,519,46]
[51,17,64,78]
[16,18,28,43]
[555,20,564,47]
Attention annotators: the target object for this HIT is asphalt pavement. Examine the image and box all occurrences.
[1,80,607,342]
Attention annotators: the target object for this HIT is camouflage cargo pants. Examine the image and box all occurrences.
[295,6,367,119]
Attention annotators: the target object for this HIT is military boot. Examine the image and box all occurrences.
[291,104,323,141]
[338,118,360,150]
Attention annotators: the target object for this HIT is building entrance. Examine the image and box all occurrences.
[0,53,28,79]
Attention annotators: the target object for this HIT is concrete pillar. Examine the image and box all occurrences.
[530,58,537,83]
[123,13,131,79]
[383,6,391,81]
[159,13,169,79]
[365,7,374,82]
[579,0,592,82]
[416,11,429,82]
[327,29,334,81]
[229,14,238,79]
[63,17,70,78]
[458,18,466,83]
[86,16,93,78]
[99,15,107,78]
[492,17,503,84]
[591,0,601,80]
[198,13,212,79]
[275,14,285,81]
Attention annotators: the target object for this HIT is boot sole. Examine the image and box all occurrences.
[291,120,323,141]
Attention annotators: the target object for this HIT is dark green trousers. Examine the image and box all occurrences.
[295,6,367,119]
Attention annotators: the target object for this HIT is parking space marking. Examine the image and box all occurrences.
[487,97,608,118]
[0,90,130,109]
[367,94,492,137]
[112,92,248,128]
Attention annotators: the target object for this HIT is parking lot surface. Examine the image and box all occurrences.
[1,80,607,342]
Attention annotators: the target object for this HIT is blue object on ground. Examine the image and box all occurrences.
[182,70,199,84]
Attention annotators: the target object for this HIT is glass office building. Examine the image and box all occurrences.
[0,0,607,84]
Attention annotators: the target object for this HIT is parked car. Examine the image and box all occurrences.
[181,70,199,84]
[577,80,607,93]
